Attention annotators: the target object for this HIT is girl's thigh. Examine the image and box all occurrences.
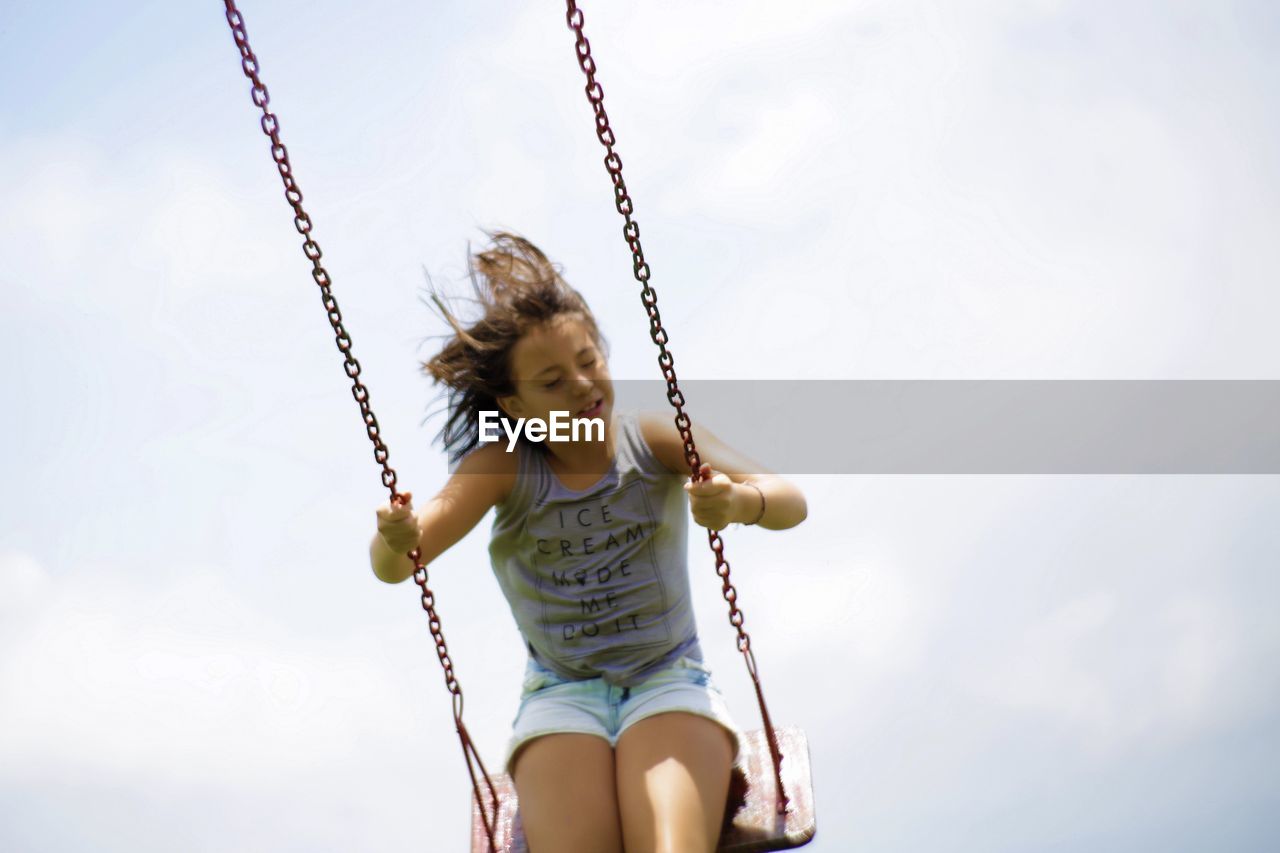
[614,711,735,853]
[511,732,623,853]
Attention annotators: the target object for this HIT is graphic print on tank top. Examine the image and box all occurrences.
[488,409,699,684]
[529,473,673,662]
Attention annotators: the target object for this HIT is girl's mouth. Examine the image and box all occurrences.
[576,398,604,418]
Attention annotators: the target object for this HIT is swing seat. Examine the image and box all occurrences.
[470,724,815,852]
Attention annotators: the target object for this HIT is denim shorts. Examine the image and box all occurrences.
[504,654,744,777]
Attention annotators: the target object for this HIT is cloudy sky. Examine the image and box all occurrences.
[3,0,1278,850]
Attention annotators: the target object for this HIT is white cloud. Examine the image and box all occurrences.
[966,588,1245,753]
[751,556,935,675]
[0,553,423,786]
[0,550,51,617]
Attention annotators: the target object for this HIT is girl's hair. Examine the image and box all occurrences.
[420,230,610,465]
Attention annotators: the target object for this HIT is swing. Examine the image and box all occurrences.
[222,2,816,850]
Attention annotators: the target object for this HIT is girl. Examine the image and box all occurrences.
[370,231,807,853]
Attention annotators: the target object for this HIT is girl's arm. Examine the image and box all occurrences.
[370,441,515,584]
[638,411,807,531]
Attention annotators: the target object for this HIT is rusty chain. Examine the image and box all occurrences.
[563,1,790,814]
[219,3,502,849]
[222,0,791,840]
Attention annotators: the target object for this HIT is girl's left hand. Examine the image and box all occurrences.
[683,462,744,530]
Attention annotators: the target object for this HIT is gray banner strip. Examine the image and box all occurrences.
[441,381,1280,474]
[614,380,1280,474]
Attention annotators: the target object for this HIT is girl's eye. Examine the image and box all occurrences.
[542,358,596,389]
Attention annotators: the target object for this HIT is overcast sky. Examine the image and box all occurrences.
[3,1,1279,851]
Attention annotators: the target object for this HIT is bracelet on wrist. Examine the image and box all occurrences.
[743,481,766,525]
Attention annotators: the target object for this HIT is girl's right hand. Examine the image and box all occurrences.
[376,492,422,553]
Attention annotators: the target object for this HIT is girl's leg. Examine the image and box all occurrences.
[511,733,623,853]
[614,711,735,853]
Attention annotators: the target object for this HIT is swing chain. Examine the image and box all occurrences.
[223,6,393,490]
[221,4,502,848]
[564,0,791,816]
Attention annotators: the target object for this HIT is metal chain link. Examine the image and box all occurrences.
[220,3,502,848]
[563,1,791,814]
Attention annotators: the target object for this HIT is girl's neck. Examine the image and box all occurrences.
[541,410,617,487]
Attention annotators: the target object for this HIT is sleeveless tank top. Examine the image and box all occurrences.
[487,409,704,687]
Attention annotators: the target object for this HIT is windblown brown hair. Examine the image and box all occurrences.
[419,230,609,465]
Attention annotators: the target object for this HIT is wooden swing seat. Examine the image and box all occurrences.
[470,725,815,852]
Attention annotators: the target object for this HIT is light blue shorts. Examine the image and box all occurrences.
[504,653,744,777]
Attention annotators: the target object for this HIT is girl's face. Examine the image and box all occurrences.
[499,314,613,436]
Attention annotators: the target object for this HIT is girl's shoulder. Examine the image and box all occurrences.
[632,409,693,476]
[633,409,771,484]
[455,438,520,508]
